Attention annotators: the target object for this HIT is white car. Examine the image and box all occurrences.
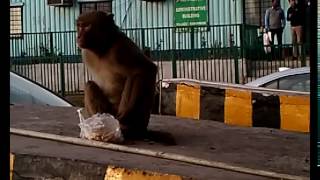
[245,67,310,92]
[10,72,73,107]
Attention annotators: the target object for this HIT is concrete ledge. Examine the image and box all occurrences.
[10,105,310,178]
[10,153,188,180]
[159,78,310,133]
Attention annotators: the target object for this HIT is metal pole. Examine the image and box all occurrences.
[59,54,65,97]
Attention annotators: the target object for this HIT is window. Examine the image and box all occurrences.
[79,1,112,14]
[244,0,272,26]
[10,6,23,38]
[263,74,310,92]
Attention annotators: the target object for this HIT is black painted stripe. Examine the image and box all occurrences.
[200,86,225,122]
[252,93,281,129]
[160,83,177,116]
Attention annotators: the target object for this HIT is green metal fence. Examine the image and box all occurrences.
[10,24,310,96]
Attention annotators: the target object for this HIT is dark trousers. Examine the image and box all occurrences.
[270,28,283,59]
[270,28,283,45]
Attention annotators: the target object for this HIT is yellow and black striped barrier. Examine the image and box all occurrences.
[160,79,310,133]
[10,153,14,180]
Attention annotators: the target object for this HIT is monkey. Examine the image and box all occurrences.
[76,11,158,140]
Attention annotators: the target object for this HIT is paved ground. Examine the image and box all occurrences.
[11,135,277,180]
[10,105,310,179]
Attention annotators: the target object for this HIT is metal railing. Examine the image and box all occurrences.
[10,25,310,96]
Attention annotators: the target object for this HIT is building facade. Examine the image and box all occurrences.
[10,0,295,57]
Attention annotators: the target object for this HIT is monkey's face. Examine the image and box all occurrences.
[76,22,92,48]
[76,12,115,52]
[76,18,105,50]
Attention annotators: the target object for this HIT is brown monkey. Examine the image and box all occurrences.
[76,11,158,140]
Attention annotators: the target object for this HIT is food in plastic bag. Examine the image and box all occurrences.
[77,108,124,143]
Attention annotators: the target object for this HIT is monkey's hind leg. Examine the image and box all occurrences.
[84,80,114,117]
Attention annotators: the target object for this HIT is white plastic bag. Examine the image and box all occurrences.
[77,108,124,143]
[263,32,272,54]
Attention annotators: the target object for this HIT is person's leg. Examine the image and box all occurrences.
[276,28,283,59]
[292,27,298,58]
[276,28,283,45]
[270,29,277,59]
[270,30,276,45]
[296,26,303,57]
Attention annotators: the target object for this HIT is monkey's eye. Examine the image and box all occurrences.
[77,21,87,27]
[84,25,92,31]
[78,23,91,30]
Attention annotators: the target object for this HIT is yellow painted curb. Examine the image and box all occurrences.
[105,166,183,180]
[224,89,252,127]
[280,95,310,132]
[10,153,14,180]
[176,84,200,120]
